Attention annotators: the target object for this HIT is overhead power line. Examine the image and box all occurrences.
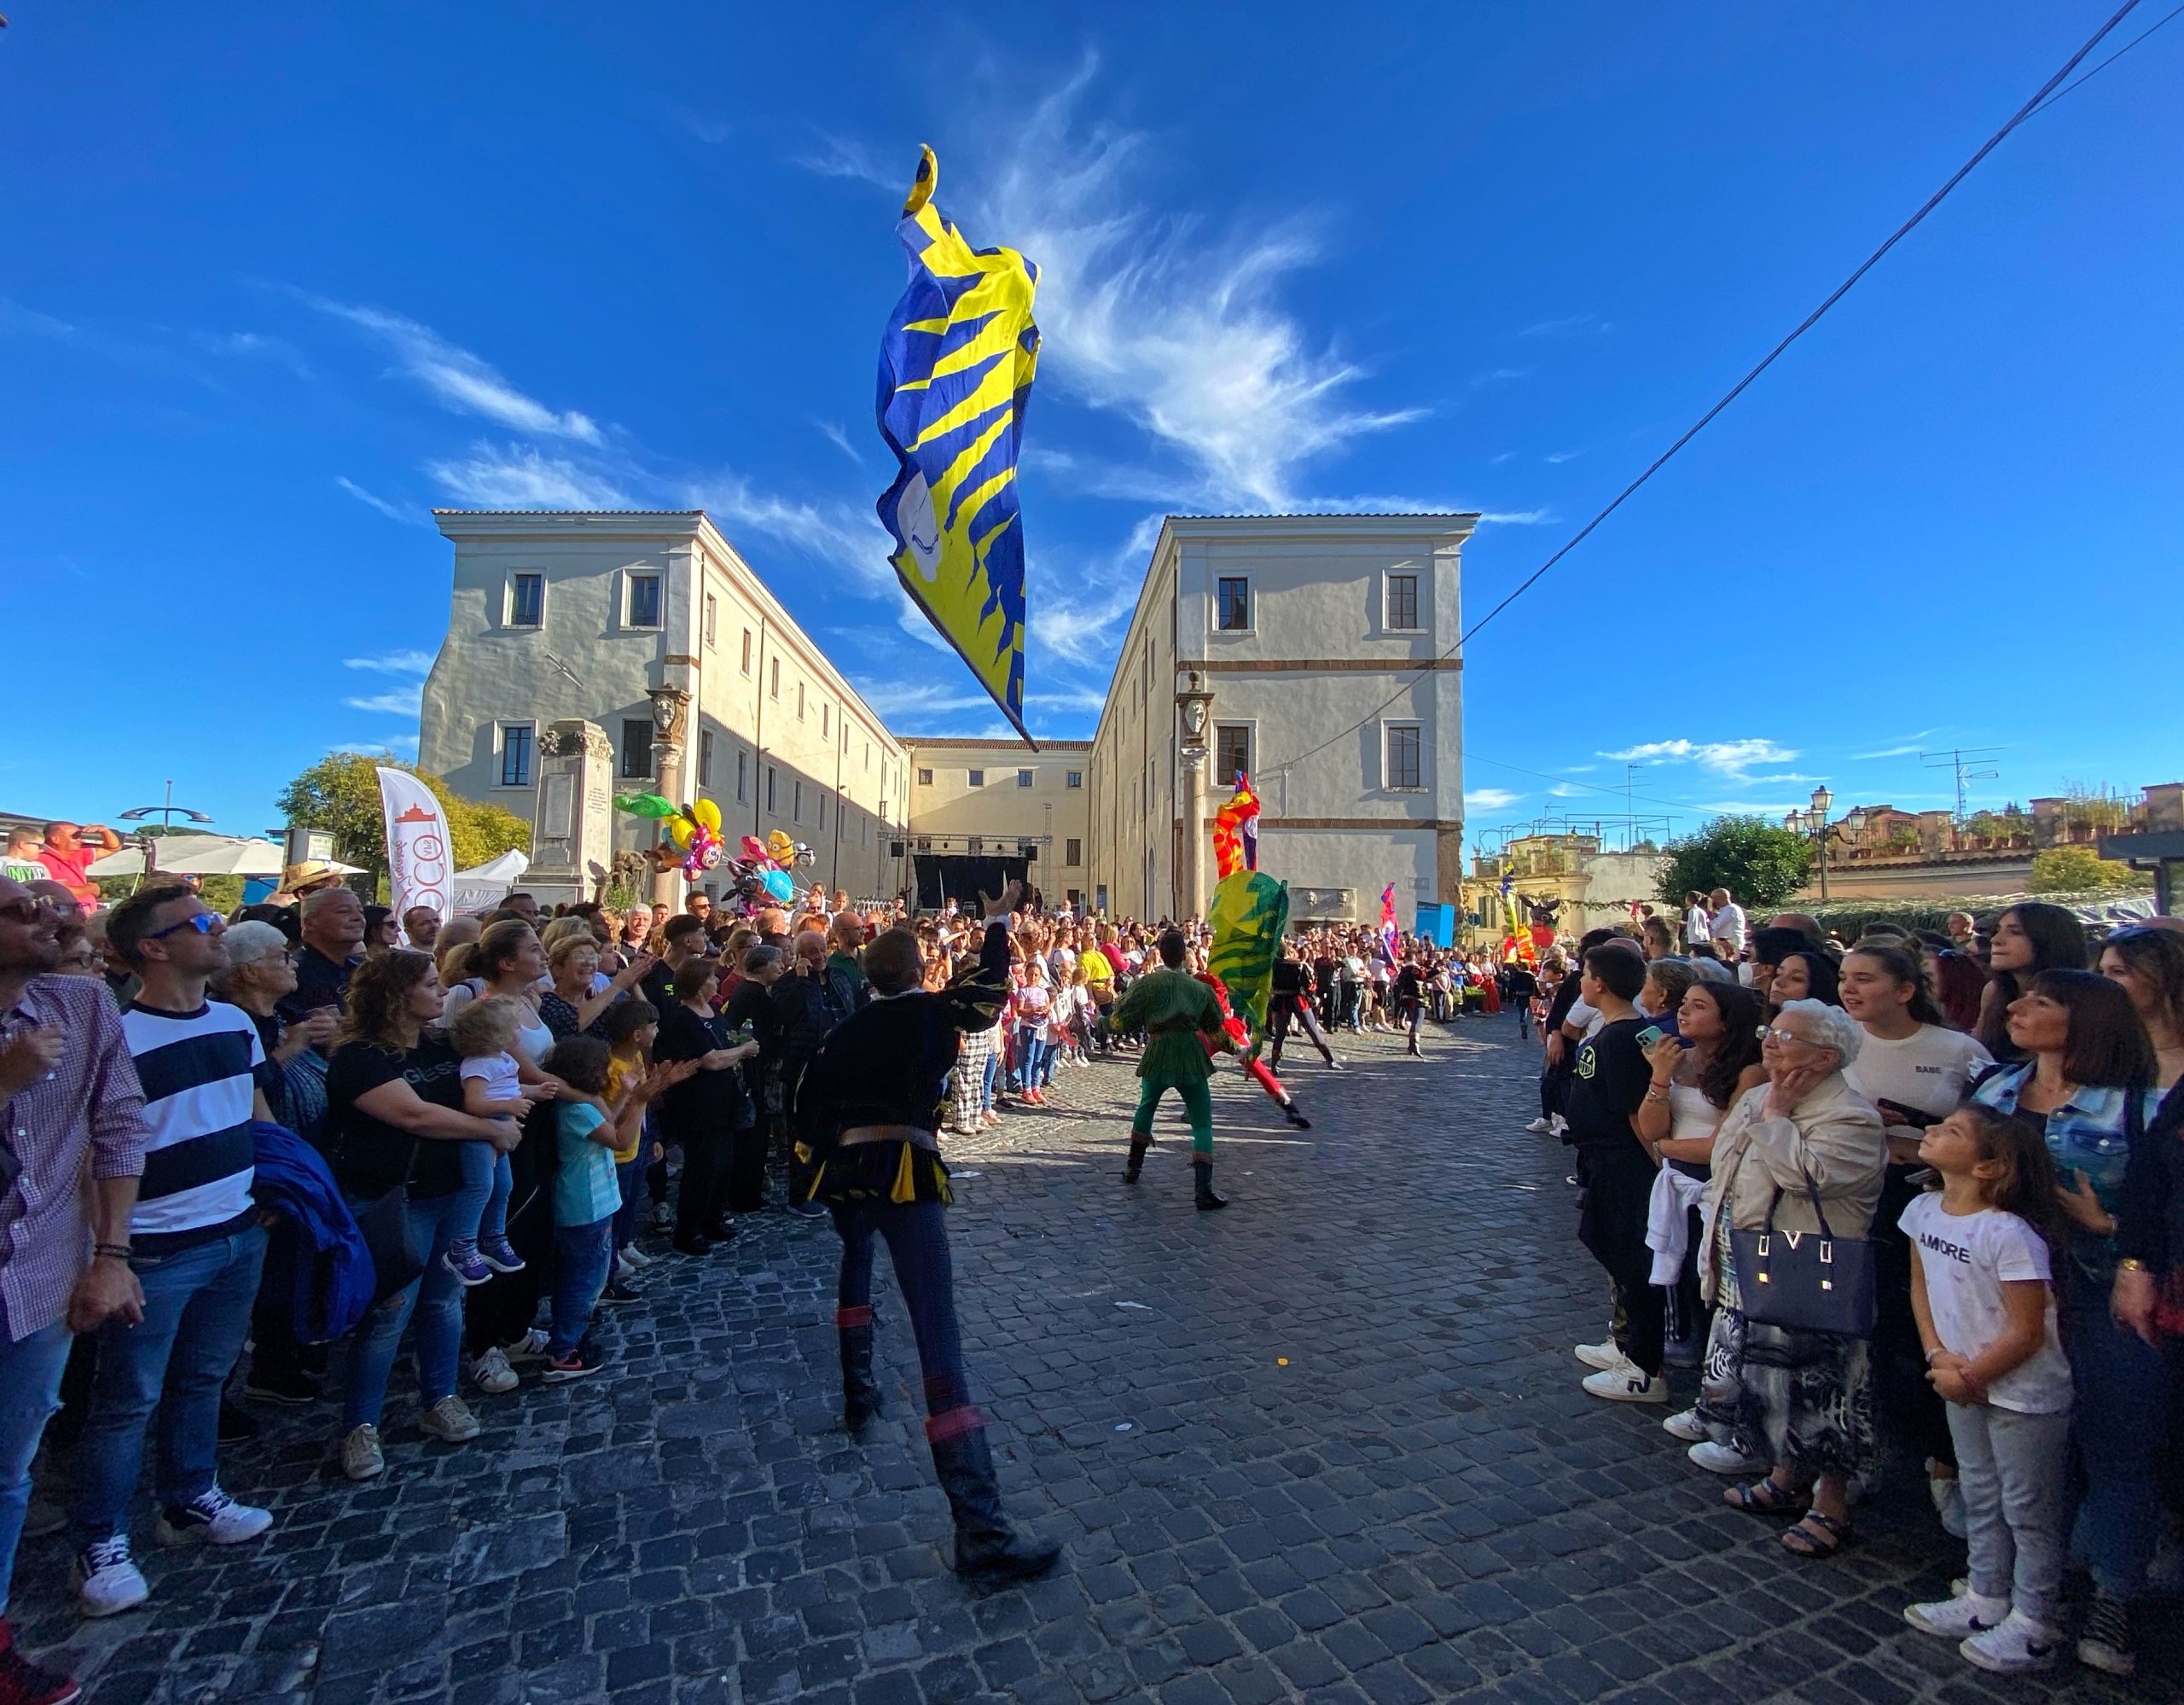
[1253,0,2150,780]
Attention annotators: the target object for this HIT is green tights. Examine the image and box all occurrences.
[1131,1077,1213,1157]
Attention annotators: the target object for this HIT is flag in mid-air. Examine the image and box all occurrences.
[1212,774,1261,880]
[875,145,1040,741]
[1379,883,1399,968]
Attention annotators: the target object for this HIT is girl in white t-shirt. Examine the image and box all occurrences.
[1900,1103,2073,1676]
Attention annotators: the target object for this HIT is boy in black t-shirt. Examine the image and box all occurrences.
[1564,943,1670,1404]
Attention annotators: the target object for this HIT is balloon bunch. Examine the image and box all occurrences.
[614,794,727,883]
[716,829,817,913]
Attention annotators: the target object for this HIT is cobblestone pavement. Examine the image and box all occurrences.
[17,1021,2179,1703]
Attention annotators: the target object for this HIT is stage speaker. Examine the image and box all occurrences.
[889,841,904,858]
[1021,845,1037,862]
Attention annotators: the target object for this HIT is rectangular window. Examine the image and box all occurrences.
[770,658,781,699]
[797,683,806,721]
[1215,724,1251,788]
[703,592,718,647]
[1066,771,1083,789]
[918,767,933,786]
[1017,769,1033,788]
[619,719,653,781]
[967,769,985,788]
[626,573,662,630]
[508,573,544,628]
[699,729,714,787]
[1385,724,1423,790]
[1386,573,1420,631]
[765,765,777,814]
[498,723,534,787]
[1066,837,1083,866]
[793,781,804,823]
[818,792,828,829]
[741,629,754,675]
[736,748,749,804]
[1217,577,1252,631]
[821,704,829,739]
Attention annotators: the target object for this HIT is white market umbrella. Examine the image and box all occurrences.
[448,849,531,915]
[87,834,286,877]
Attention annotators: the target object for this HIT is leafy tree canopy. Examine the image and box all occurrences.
[276,754,530,877]
[1656,815,1813,911]
[2029,846,2139,895]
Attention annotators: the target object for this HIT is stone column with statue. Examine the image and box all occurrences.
[645,684,692,908]
[526,719,615,911]
[1176,671,1214,922]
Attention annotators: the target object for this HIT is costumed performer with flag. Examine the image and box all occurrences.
[1114,930,1237,1210]
[1192,948,1311,1131]
[1201,773,1311,1121]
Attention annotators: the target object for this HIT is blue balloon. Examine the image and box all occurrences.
[762,869,795,903]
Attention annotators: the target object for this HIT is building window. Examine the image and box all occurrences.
[818,792,828,829]
[1385,724,1423,791]
[699,729,714,787]
[797,682,805,721]
[1386,573,1420,631]
[703,592,718,647]
[821,704,829,739]
[736,748,749,804]
[626,573,662,630]
[967,769,985,788]
[1217,576,1252,631]
[507,573,544,628]
[918,767,933,786]
[497,723,534,788]
[1017,769,1033,788]
[793,781,804,823]
[741,629,754,675]
[1066,770,1083,789]
[1066,837,1083,866]
[619,719,653,781]
[1215,724,1252,788]
[770,658,781,699]
[765,765,777,814]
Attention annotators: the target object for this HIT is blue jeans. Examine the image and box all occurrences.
[75,1222,269,1542]
[0,1320,72,1613]
[452,1141,512,1243]
[340,1192,468,1431]
[549,1219,614,1357]
[2065,1289,2171,1599]
[1017,1031,1051,1090]
[613,1155,646,1251]
[980,1050,999,1108]
[829,1201,976,1435]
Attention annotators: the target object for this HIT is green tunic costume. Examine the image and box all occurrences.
[1112,966,1228,1155]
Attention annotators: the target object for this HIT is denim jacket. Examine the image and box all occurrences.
[1972,1062,2164,1282]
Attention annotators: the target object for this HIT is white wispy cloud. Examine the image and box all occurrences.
[1598,737,1801,783]
[0,298,75,339]
[344,649,435,676]
[815,420,866,468]
[335,475,431,527]
[1516,312,1612,340]
[192,329,313,377]
[430,443,630,509]
[1851,730,1940,760]
[1488,451,1516,466]
[855,679,1000,724]
[796,131,898,190]
[343,684,425,717]
[334,736,421,759]
[1465,788,1521,811]
[1542,450,1583,464]
[961,59,1420,509]
[690,472,895,596]
[305,294,602,443]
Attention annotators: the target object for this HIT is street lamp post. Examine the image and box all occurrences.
[119,781,216,882]
[1785,785,1866,904]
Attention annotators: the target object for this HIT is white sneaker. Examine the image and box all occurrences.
[613,1253,637,1283]
[1574,1339,1623,1371]
[1931,1472,1968,1539]
[341,1424,385,1481]
[418,1394,481,1443]
[1904,1589,2010,1639]
[1662,1406,1707,1442]
[502,1328,550,1363]
[1583,1364,1667,1404]
[75,1534,148,1617]
[1688,1440,1769,1475]
[1525,1117,1552,1134]
[621,1246,653,1270]
[154,1484,271,1546]
[1960,1609,2060,1674]
[468,1347,518,1395]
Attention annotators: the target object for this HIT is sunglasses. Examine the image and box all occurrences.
[148,913,224,940]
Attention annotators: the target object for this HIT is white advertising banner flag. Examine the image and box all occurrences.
[376,767,452,922]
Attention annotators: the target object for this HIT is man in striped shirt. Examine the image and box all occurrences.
[72,886,276,1621]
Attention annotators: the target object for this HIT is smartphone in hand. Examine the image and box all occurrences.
[1876,1098,1943,1129]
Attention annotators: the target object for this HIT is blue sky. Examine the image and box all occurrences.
[4,3,2179,849]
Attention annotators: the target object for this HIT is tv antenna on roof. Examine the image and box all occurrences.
[1922,747,2003,824]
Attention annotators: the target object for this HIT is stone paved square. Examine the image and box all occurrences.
[15,1024,2175,1702]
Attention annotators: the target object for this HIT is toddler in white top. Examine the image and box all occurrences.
[1899,1102,2073,1677]
[448,997,532,1286]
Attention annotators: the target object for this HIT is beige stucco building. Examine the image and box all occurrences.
[1084,514,1476,924]
[900,737,1093,909]
[420,510,909,904]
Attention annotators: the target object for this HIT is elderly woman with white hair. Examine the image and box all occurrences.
[215,919,331,1145]
[1693,998,1888,1558]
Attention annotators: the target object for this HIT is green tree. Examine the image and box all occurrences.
[1657,816,1813,911]
[276,754,531,882]
[2029,846,2139,895]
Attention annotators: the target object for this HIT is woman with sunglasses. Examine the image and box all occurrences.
[1976,903,2088,1064]
[1972,969,2164,1676]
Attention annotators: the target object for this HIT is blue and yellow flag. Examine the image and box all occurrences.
[875,146,1041,741]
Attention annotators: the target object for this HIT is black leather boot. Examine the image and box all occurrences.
[1122,1135,1150,1182]
[839,1312,884,1437]
[928,1427,1061,1581]
[1193,1160,1228,1211]
[1281,1102,1311,1130]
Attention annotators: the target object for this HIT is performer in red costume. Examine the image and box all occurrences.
[1195,951,1310,1130]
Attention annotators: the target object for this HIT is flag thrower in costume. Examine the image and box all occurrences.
[1206,776,1287,1039]
[1379,883,1400,969]
[875,145,1041,742]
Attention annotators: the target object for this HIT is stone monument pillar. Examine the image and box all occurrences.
[645,684,692,907]
[528,719,615,910]
[1176,670,1214,922]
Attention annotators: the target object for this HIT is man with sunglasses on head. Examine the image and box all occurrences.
[71,886,277,1622]
[0,874,148,1702]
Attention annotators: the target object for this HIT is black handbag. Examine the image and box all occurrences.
[1731,1175,1876,1337]
[356,1142,426,1302]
